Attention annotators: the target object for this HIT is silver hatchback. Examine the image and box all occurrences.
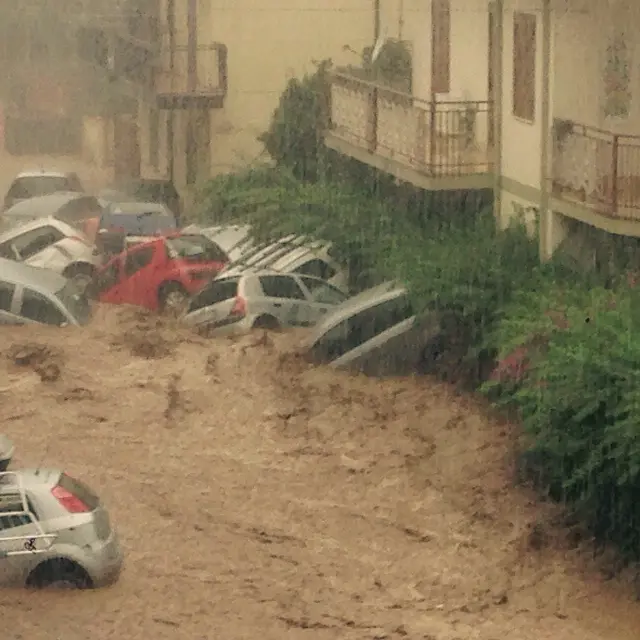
[0,469,123,588]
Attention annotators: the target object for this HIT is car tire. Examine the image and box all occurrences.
[159,282,188,316]
[251,315,280,331]
[26,558,92,590]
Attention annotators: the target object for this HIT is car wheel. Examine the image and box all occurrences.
[251,315,280,331]
[27,558,92,590]
[63,264,96,296]
[160,283,188,316]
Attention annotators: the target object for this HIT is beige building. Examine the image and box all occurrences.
[325,0,640,263]
[134,0,376,197]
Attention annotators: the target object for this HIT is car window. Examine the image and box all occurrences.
[166,235,228,263]
[0,241,17,259]
[293,258,336,281]
[258,275,306,300]
[7,176,80,199]
[299,277,347,305]
[20,288,68,325]
[0,281,16,311]
[311,295,414,362]
[187,278,239,313]
[97,260,121,292]
[124,245,155,276]
[10,225,65,260]
[0,494,37,530]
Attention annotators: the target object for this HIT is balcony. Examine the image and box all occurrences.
[326,72,494,191]
[551,120,640,233]
[156,43,227,110]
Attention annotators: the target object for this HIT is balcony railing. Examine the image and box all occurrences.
[156,43,227,109]
[552,119,640,221]
[328,72,493,178]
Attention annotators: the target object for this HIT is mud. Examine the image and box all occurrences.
[1,304,640,639]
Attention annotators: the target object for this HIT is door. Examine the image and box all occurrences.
[256,274,308,326]
[298,276,348,325]
[488,1,497,147]
[120,243,160,309]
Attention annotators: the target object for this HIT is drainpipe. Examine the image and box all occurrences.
[166,0,175,181]
[539,0,552,260]
[492,0,504,222]
[373,0,380,41]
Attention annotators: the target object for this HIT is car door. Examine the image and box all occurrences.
[0,494,49,586]
[120,242,160,309]
[19,288,70,326]
[256,274,309,326]
[96,256,126,305]
[0,281,21,325]
[297,276,348,325]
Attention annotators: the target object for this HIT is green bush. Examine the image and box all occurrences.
[486,276,640,559]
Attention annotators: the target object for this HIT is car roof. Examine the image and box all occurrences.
[14,170,76,179]
[0,257,68,292]
[3,192,94,217]
[0,215,73,241]
[105,201,172,215]
[312,281,407,333]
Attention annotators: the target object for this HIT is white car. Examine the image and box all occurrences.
[221,236,349,293]
[305,281,442,376]
[3,170,84,211]
[182,270,348,335]
[182,224,252,262]
[0,217,101,290]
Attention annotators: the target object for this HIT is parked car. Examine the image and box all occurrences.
[0,217,102,291]
[0,258,92,326]
[182,224,252,262]
[94,233,229,312]
[183,270,348,335]
[222,235,348,292]
[0,469,123,588]
[305,281,441,376]
[102,178,182,222]
[94,201,178,258]
[0,193,104,234]
[0,435,14,472]
[3,170,84,211]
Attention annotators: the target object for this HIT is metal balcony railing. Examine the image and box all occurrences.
[328,71,493,178]
[552,119,640,220]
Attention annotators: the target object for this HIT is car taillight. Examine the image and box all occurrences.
[51,484,90,513]
[230,295,246,316]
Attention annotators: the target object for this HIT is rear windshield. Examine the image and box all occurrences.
[100,211,177,236]
[166,235,228,264]
[8,176,81,199]
[188,277,239,313]
[57,473,100,511]
[56,280,92,326]
[310,295,414,363]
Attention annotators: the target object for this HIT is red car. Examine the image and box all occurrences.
[94,233,229,312]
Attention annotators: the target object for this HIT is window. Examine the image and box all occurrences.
[188,278,239,313]
[431,0,451,93]
[293,258,337,282]
[0,281,15,311]
[258,275,306,300]
[97,261,121,293]
[513,12,536,121]
[0,241,17,260]
[310,295,414,362]
[20,289,68,326]
[10,225,65,260]
[148,107,159,169]
[124,245,155,276]
[299,277,346,305]
[166,236,228,264]
[0,493,39,531]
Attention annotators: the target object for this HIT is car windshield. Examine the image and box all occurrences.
[9,176,80,199]
[166,234,227,263]
[56,279,92,325]
[100,211,177,236]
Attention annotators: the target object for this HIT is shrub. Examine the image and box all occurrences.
[486,276,640,559]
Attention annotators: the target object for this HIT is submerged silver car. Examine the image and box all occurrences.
[0,469,123,588]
